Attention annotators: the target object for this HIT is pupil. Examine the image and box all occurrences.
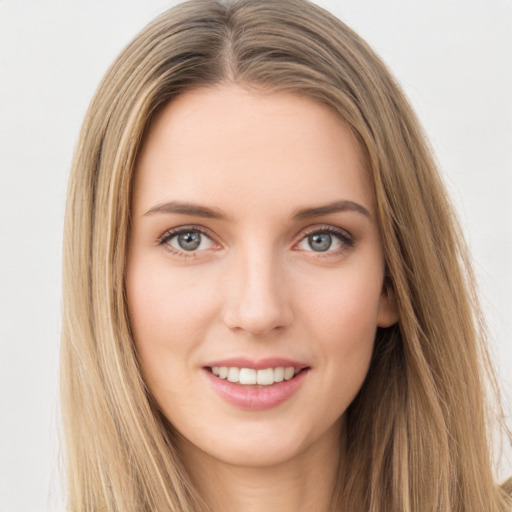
[178,232,201,251]
[308,233,332,252]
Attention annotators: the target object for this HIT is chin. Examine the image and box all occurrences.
[177,414,344,470]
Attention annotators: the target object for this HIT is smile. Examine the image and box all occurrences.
[210,366,300,386]
[203,360,310,410]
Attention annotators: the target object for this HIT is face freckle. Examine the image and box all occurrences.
[125,83,398,471]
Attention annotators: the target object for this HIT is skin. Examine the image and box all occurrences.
[126,83,398,512]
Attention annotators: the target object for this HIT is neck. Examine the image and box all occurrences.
[179,421,344,512]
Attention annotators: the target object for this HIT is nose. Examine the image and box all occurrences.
[222,247,294,337]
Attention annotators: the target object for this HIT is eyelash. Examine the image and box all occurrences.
[158,226,217,258]
[298,225,355,257]
[158,224,355,258]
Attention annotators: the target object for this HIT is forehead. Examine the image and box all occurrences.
[133,84,373,218]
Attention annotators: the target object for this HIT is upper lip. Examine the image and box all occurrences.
[203,357,309,370]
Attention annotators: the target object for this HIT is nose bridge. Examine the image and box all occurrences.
[223,242,293,336]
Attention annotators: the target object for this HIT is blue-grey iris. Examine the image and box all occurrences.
[308,233,331,252]
[178,232,201,251]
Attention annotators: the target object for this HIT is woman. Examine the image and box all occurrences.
[60,0,512,510]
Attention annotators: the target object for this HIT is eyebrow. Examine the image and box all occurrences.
[292,200,371,220]
[144,199,371,221]
[144,200,228,220]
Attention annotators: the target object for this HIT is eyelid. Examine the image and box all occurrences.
[299,224,353,240]
[157,223,354,257]
[158,225,221,253]
[294,224,355,254]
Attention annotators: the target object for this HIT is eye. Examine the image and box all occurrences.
[296,227,353,254]
[160,227,215,254]
[306,232,335,252]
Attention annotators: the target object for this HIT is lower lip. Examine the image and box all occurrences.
[203,368,309,411]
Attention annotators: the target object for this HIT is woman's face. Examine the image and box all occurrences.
[126,84,397,468]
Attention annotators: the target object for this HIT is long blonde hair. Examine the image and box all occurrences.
[61,0,511,510]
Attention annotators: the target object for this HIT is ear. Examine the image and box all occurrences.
[377,281,399,328]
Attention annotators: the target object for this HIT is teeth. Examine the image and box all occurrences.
[239,368,257,385]
[284,367,295,380]
[210,366,300,385]
[256,368,274,385]
[227,367,239,383]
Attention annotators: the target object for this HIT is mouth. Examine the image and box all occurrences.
[206,365,307,387]
[203,358,310,409]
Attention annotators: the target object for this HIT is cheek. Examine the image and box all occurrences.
[125,256,220,394]
[127,257,216,341]
[297,265,383,394]
[300,262,384,337]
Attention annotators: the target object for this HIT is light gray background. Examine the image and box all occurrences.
[1,1,511,510]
